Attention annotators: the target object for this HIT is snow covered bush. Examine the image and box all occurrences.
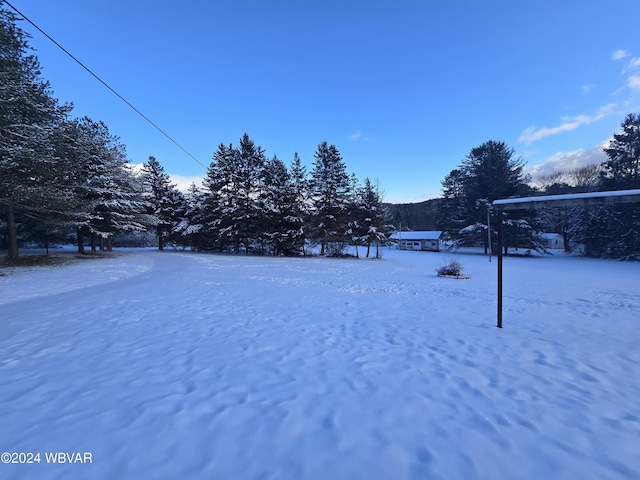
[436,259,470,279]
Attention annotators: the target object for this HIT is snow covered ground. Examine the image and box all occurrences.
[1,248,639,479]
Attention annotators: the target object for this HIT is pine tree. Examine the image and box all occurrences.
[174,182,206,250]
[356,178,395,258]
[201,143,235,251]
[54,117,113,253]
[1,7,70,258]
[602,113,640,191]
[438,168,467,242]
[583,113,640,259]
[261,155,305,255]
[347,174,367,258]
[15,118,75,253]
[309,141,351,256]
[289,152,310,254]
[440,140,542,254]
[201,136,267,253]
[75,119,145,251]
[235,133,267,253]
[141,155,184,250]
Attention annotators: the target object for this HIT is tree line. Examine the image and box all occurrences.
[433,115,640,259]
[0,7,394,260]
[143,137,394,258]
[3,6,638,261]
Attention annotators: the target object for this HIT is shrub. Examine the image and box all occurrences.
[436,259,470,279]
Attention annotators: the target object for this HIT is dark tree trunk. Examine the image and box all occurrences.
[6,204,19,260]
[562,227,571,253]
[106,236,112,251]
[157,227,164,251]
[77,229,85,254]
[91,235,96,252]
[366,242,371,258]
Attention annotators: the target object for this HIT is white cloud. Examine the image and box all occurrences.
[348,131,375,142]
[621,57,640,75]
[629,57,640,69]
[518,123,580,145]
[581,84,596,94]
[612,49,629,61]
[518,104,617,145]
[169,173,205,193]
[525,144,608,181]
[628,75,640,92]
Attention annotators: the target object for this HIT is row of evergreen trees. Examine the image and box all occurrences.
[436,114,640,259]
[143,137,394,257]
[3,4,638,260]
[1,7,148,259]
[1,6,394,260]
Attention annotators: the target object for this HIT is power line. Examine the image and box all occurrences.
[3,0,208,170]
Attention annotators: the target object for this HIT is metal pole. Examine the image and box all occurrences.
[487,206,492,263]
[497,209,503,328]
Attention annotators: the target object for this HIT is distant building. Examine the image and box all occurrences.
[539,233,565,250]
[391,231,442,252]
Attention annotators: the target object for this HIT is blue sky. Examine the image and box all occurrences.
[8,0,640,203]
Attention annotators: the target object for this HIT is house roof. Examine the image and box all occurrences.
[540,233,563,240]
[391,231,442,241]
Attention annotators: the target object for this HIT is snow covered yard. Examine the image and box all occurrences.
[0,248,639,480]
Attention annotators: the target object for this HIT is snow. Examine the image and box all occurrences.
[1,248,639,479]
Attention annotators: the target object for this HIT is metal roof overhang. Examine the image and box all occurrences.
[491,188,640,328]
[493,189,640,211]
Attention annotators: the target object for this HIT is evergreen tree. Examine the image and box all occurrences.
[439,140,542,253]
[438,168,467,241]
[17,118,79,253]
[289,152,310,254]
[234,133,267,253]
[55,117,116,252]
[356,178,395,258]
[261,155,304,255]
[141,155,184,250]
[202,143,236,251]
[0,7,70,258]
[309,141,351,256]
[201,136,267,253]
[174,182,206,250]
[347,174,367,258]
[602,113,640,190]
[583,114,640,259]
[77,119,145,251]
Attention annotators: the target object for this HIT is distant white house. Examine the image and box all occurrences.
[391,231,442,252]
[539,233,565,250]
